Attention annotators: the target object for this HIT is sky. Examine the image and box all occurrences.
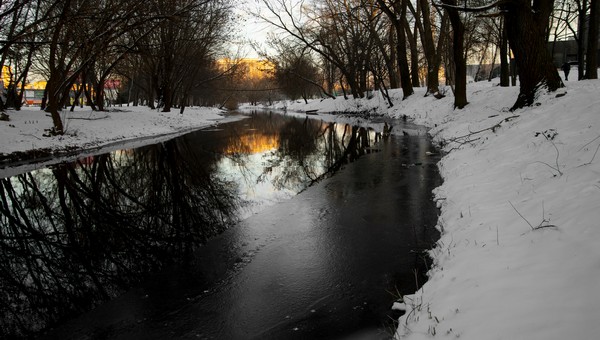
[233,0,277,58]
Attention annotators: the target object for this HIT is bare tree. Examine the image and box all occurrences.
[264,37,329,101]
[441,0,563,110]
[258,0,380,99]
[552,0,590,80]
[440,0,468,108]
[586,0,598,79]
[377,0,414,99]
[0,0,50,111]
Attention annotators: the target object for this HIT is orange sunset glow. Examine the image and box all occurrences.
[224,132,280,155]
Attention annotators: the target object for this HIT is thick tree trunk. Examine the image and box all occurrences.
[83,82,97,111]
[395,1,414,99]
[443,0,468,109]
[46,103,64,134]
[586,0,599,79]
[502,0,563,110]
[95,78,106,111]
[161,80,172,112]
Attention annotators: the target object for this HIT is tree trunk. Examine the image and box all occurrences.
[577,3,588,80]
[443,0,468,109]
[586,0,599,79]
[45,84,65,134]
[387,28,399,88]
[501,0,563,110]
[394,1,414,99]
[83,82,98,111]
[378,0,413,98]
[500,19,510,87]
[404,18,420,87]
[95,78,106,111]
[488,42,498,82]
[408,0,442,95]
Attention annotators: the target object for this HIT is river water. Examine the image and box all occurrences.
[0,111,441,339]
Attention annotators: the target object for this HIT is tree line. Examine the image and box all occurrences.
[0,0,235,134]
[258,0,599,110]
[0,0,598,135]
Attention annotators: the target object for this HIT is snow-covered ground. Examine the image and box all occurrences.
[0,105,240,177]
[1,78,599,339]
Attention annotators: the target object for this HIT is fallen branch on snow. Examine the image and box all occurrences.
[508,201,558,232]
[443,115,520,151]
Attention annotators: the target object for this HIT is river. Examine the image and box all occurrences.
[0,111,441,339]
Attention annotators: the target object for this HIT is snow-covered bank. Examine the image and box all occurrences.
[391,81,600,340]
[0,106,235,175]
[264,80,600,339]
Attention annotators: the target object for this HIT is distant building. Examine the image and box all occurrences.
[548,39,580,66]
[548,14,600,66]
[23,81,47,106]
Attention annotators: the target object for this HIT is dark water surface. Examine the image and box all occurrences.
[0,111,441,339]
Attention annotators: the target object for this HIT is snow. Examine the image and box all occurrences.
[0,105,238,177]
[2,78,600,339]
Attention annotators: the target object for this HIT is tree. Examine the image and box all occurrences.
[503,0,563,109]
[440,0,468,109]
[552,0,590,80]
[266,37,327,102]
[441,0,563,110]
[377,0,414,99]
[407,0,448,96]
[499,18,510,86]
[585,0,598,79]
[0,0,49,112]
[259,0,382,99]
[36,0,163,134]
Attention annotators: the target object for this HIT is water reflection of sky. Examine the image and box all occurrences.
[217,153,297,217]
[213,115,379,218]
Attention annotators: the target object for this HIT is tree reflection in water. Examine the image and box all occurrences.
[0,138,239,338]
[256,114,378,190]
[0,111,378,338]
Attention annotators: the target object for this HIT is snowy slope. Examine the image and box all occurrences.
[0,105,230,156]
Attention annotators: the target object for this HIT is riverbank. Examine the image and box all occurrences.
[268,79,600,339]
[0,106,236,176]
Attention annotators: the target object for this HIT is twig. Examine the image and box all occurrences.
[21,134,42,140]
[577,135,600,152]
[509,201,558,231]
[444,115,519,150]
[583,143,600,166]
[451,115,519,141]
[543,134,563,176]
[533,161,562,176]
[509,201,534,230]
[68,115,110,121]
[496,225,499,246]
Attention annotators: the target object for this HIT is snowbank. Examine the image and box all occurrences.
[391,81,600,340]
[0,105,235,175]
[261,79,600,339]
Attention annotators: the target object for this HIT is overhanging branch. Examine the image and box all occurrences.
[433,0,510,12]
